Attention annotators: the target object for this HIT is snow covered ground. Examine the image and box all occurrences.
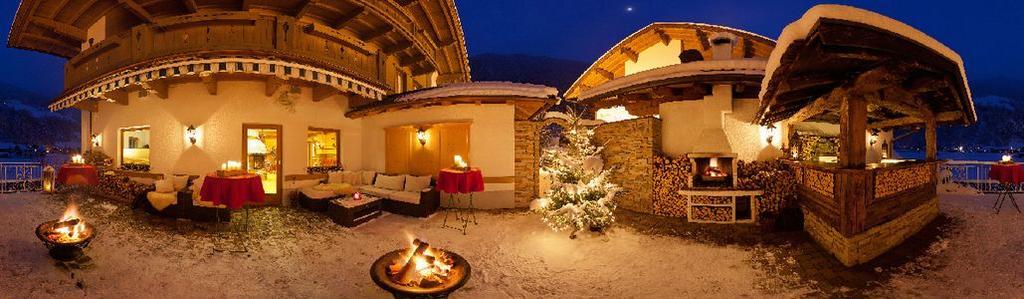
[0,192,1021,298]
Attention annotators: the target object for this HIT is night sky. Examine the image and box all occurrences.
[1,0,1021,98]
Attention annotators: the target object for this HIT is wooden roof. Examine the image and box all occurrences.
[7,0,470,82]
[346,82,559,120]
[756,6,975,129]
[564,22,776,99]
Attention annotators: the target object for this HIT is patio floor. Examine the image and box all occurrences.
[0,191,1021,298]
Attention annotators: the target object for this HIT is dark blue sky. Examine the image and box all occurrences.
[2,1,1022,98]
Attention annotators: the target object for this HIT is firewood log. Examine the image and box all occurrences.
[397,239,430,285]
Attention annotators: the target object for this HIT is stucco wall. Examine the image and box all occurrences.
[625,40,682,76]
[659,86,783,161]
[87,80,363,176]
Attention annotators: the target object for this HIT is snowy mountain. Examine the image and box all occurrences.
[0,82,79,148]
[469,53,589,93]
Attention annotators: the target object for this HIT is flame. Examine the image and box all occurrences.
[54,203,86,242]
[389,238,454,286]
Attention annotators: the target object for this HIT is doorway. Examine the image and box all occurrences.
[243,124,283,204]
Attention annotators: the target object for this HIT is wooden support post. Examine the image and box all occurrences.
[312,85,337,102]
[838,93,867,169]
[265,77,284,97]
[925,118,937,161]
[201,74,218,95]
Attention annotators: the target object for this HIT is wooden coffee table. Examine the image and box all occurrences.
[327,195,382,227]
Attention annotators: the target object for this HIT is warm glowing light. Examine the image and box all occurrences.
[416,129,429,146]
[220,160,242,170]
[1002,155,1013,163]
[453,155,468,169]
[760,123,781,147]
[53,204,86,243]
[70,154,85,164]
[388,238,454,286]
[185,125,198,144]
[42,166,55,193]
[90,134,101,148]
[595,106,638,123]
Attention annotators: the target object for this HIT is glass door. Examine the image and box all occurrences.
[243,124,282,204]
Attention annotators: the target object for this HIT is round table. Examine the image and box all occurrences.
[437,168,484,194]
[988,163,1023,213]
[199,174,266,210]
[437,168,484,234]
[57,164,99,186]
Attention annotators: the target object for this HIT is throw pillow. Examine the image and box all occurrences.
[342,171,361,185]
[327,171,344,184]
[154,179,175,193]
[374,174,405,191]
[404,175,432,192]
[360,171,377,186]
[171,175,189,191]
[191,177,205,192]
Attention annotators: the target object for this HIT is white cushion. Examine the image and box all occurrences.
[301,187,342,200]
[389,191,421,204]
[342,171,361,185]
[171,175,189,191]
[374,174,405,191]
[404,175,432,193]
[327,171,344,184]
[147,191,178,211]
[154,179,174,193]
[360,171,377,186]
[359,186,395,198]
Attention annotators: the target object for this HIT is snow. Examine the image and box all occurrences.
[393,82,558,103]
[578,59,766,101]
[761,4,975,120]
[3,192,1022,297]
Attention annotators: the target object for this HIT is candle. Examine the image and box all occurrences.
[453,155,467,168]
[1002,155,1013,163]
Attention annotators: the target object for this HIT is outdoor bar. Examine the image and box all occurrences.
[757,5,976,266]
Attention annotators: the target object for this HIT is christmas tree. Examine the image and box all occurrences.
[532,113,620,238]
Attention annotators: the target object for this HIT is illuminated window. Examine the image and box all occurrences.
[120,127,151,171]
[307,128,341,172]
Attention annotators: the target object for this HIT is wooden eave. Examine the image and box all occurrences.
[564,22,777,99]
[756,18,975,129]
[345,95,558,120]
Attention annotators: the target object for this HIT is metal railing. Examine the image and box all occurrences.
[0,162,42,193]
[939,160,1015,193]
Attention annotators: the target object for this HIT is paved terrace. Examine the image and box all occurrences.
[0,192,1021,297]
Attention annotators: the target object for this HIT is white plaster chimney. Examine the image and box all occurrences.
[708,32,737,61]
[691,85,735,154]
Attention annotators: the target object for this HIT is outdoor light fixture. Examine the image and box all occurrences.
[870,130,879,146]
[764,124,777,145]
[416,128,428,146]
[185,125,198,144]
[90,134,100,148]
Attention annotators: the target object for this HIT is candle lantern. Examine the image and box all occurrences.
[42,166,55,193]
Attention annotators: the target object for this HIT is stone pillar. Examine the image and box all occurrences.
[593,117,662,213]
[513,121,541,208]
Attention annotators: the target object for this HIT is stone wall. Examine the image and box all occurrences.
[514,121,542,208]
[802,197,939,266]
[594,117,662,213]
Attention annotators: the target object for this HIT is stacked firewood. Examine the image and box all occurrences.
[737,160,797,218]
[652,154,692,217]
[691,206,733,222]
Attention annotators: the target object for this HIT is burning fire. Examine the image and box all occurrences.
[704,158,727,178]
[46,204,89,244]
[387,238,454,287]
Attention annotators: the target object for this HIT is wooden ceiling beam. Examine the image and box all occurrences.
[182,0,199,13]
[47,0,72,18]
[312,85,337,102]
[382,40,413,55]
[333,6,366,30]
[67,0,102,25]
[294,0,319,18]
[265,77,285,97]
[868,111,962,129]
[695,29,711,50]
[139,80,168,99]
[31,17,85,42]
[74,99,98,112]
[394,0,417,6]
[619,48,639,63]
[362,24,394,41]
[200,73,217,95]
[789,92,840,123]
[594,68,614,80]
[100,89,129,105]
[654,29,671,46]
[399,54,426,67]
[241,0,255,11]
[118,0,155,23]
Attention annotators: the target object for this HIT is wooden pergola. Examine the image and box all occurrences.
[756,5,976,266]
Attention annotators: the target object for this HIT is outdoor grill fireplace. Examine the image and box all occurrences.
[688,153,737,188]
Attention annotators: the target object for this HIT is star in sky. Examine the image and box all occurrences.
[625,6,634,12]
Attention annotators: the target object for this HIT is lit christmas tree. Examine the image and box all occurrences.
[532,113,620,238]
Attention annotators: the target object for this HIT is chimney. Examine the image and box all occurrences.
[708,32,737,60]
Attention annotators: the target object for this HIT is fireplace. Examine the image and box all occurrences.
[688,153,737,188]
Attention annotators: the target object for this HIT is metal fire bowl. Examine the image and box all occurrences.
[35,220,96,261]
[370,249,471,298]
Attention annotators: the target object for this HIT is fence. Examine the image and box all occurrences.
[940,160,1013,193]
[0,162,43,193]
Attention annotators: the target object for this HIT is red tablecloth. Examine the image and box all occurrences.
[57,164,99,186]
[437,168,484,194]
[199,174,265,210]
[990,164,1024,184]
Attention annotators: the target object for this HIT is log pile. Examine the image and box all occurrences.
[690,206,733,223]
[652,154,692,217]
[737,160,797,219]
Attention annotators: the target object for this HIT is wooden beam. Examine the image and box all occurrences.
[31,17,85,42]
[695,29,711,50]
[100,90,129,105]
[788,94,838,123]
[241,0,254,10]
[654,29,671,46]
[47,0,73,18]
[925,118,937,161]
[67,0,101,25]
[74,100,98,112]
[139,80,167,99]
[182,0,198,13]
[265,77,284,97]
[382,40,413,55]
[362,24,394,41]
[312,85,337,102]
[399,54,425,67]
[868,111,962,129]
[333,6,366,30]
[395,0,417,6]
[294,0,318,18]
[594,68,614,80]
[119,0,155,23]
[619,48,639,63]
[201,74,217,95]
[838,93,867,169]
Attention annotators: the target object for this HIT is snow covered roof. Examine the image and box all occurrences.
[565,22,776,99]
[346,81,559,120]
[577,59,766,102]
[756,5,975,127]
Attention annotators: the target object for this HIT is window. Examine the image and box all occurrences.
[307,127,341,173]
[120,126,151,171]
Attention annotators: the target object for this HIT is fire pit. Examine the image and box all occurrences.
[370,239,471,299]
[35,203,95,261]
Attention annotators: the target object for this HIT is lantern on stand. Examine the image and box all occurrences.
[42,166,55,193]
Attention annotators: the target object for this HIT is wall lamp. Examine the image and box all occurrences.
[186,125,198,145]
[416,128,429,146]
[764,124,777,145]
